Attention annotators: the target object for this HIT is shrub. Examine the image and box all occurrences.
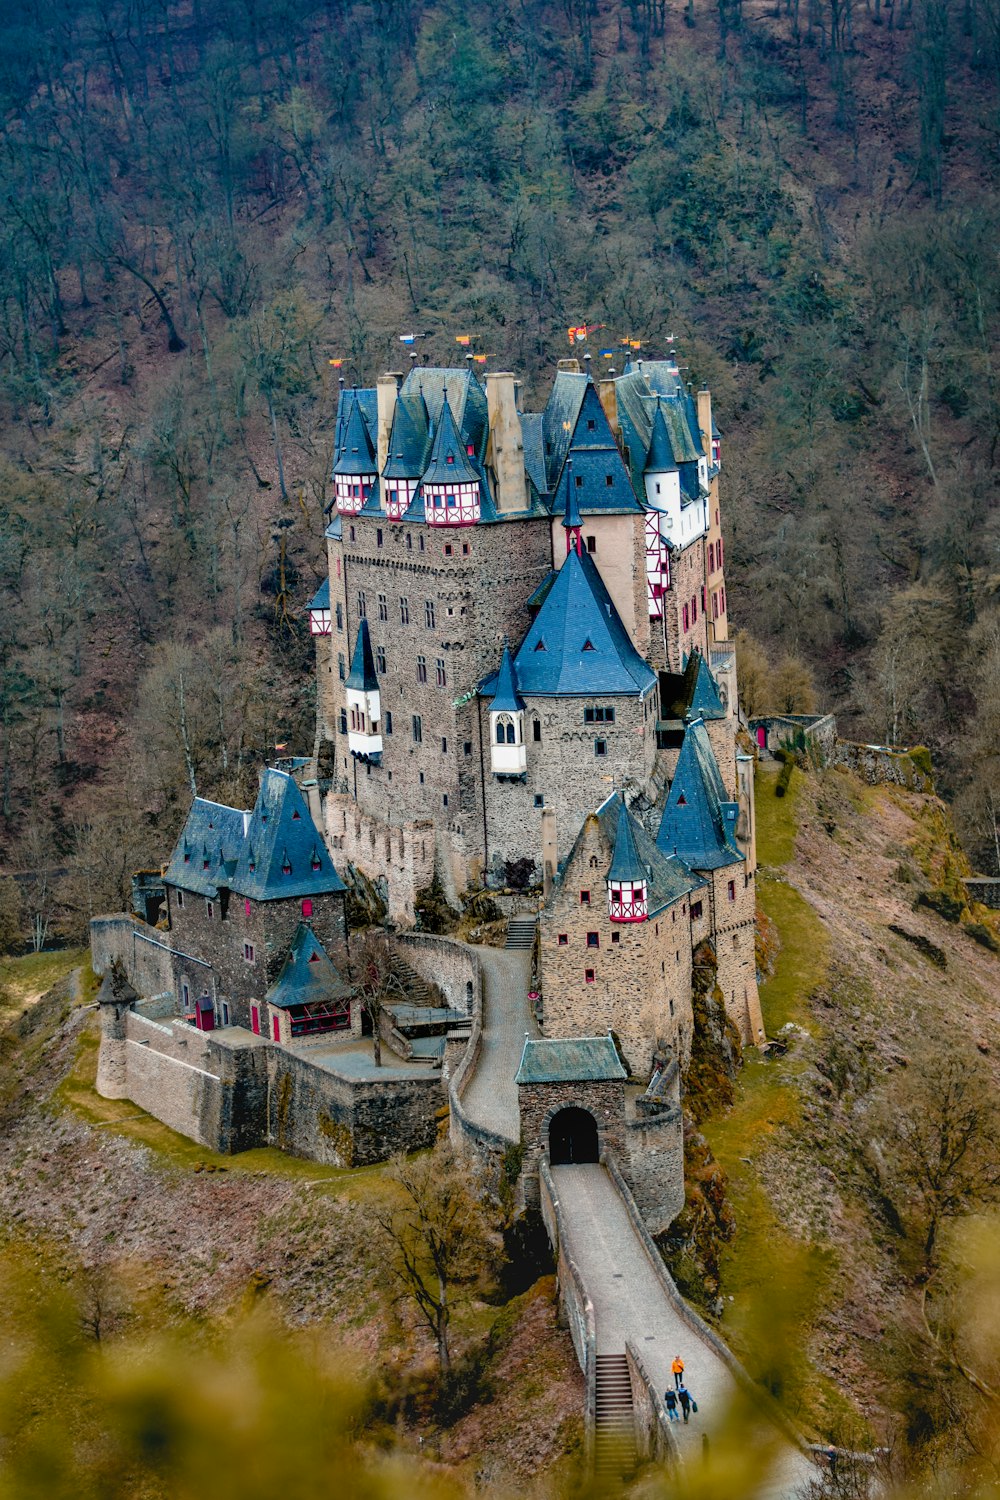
[775,759,795,798]
[908,745,933,779]
[965,921,1000,954]
[915,889,964,924]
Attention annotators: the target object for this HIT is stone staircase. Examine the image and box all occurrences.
[504,916,536,951]
[593,1352,636,1481]
[390,952,434,1006]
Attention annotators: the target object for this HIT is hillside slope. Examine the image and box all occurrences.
[702,760,1000,1447]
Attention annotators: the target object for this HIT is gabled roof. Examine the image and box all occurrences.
[509,548,656,697]
[551,384,642,516]
[421,390,480,485]
[656,719,743,871]
[490,643,524,713]
[334,393,377,476]
[400,367,488,461]
[383,392,431,479]
[308,577,330,611]
[595,792,703,914]
[515,1034,627,1085]
[345,618,378,693]
[520,411,548,496]
[231,769,346,900]
[266,923,353,1010]
[164,798,249,898]
[541,369,588,491]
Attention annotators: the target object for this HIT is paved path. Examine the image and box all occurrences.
[552,1163,815,1497]
[459,945,536,1143]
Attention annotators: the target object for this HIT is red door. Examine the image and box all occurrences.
[196,998,215,1032]
[272,1016,280,1042]
[251,1004,260,1035]
[756,726,766,749]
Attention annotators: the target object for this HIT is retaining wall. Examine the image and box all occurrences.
[540,1159,596,1469]
[831,740,932,791]
[626,1340,679,1466]
[396,931,479,1015]
[91,914,175,997]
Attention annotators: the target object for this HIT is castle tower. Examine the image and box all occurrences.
[606,804,648,922]
[421,389,481,526]
[334,394,378,515]
[95,960,139,1099]
[488,643,526,775]
[345,618,383,760]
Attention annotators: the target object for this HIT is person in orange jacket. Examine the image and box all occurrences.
[671,1354,684,1388]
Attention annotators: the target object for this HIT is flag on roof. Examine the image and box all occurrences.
[399,333,417,345]
[454,334,471,346]
[599,348,614,358]
[328,358,343,367]
[473,353,488,363]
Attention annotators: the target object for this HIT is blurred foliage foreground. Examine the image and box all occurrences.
[0,1214,998,1500]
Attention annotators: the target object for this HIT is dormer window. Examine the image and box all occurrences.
[281,858,292,875]
[446,453,454,464]
[311,854,322,871]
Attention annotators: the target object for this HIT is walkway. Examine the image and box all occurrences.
[552,1163,815,1497]
[459,944,536,1143]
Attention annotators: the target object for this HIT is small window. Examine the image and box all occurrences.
[400,597,410,624]
[586,535,596,553]
[580,890,590,905]
[585,968,595,983]
[206,901,214,919]
[464,741,472,754]
[358,590,367,618]
[444,543,453,557]
[611,930,620,944]
[244,942,255,962]
[336,603,343,630]
[575,474,583,489]
[412,715,422,743]
[377,528,383,547]
[339,708,348,734]
[436,659,447,687]
[378,593,388,621]
[605,474,613,486]
[582,639,595,652]
[558,933,568,945]
[587,932,599,948]
[419,535,425,552]
[338,653,346,681]
[441,736,448,753]
[443,794,449,808]
[349,525,356,542]
[302,898,313,917]
[587,417,596,431]
[425,600,436,628]
[416,656,427,683]
[462,542,470,556]
[594,738,607,757]
[376,646,386,674]
[419,771,425,783]
[272,1016,281,1042]
[385,710,393,734]
[532,720,541,742]
[176,889,184,909]
[406,533,412,551]
[691,900,703,920]
[728,880,736,901]
[534,794,544,808]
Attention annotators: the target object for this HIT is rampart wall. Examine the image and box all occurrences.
[90,914,175,997]
[831,740,933,791]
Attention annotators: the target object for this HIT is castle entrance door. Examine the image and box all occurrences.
[548,1107,599,1165]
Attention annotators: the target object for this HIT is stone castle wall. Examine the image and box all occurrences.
[832,739,932,791]
[90,914,174,997]
[707,864,764,1046]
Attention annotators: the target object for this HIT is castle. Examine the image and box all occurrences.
[90,351,763,1193]
[312,356,763,1064]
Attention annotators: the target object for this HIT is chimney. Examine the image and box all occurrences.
[541,806,557,902]
[376,373,401,474]
[598,377,618,438]
[557,358,581,374]
[485,372,527,515]
[696,386,713,459]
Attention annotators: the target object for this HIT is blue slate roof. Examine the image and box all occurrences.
[595,792,703,915]
[515,1034,627,1084]
[541,370,588,491]
[509,548,656,698]
[644,403,678,473]
[656,719,743,871]
[334,393,377,476]
[606,798,645,883]
[400,368,488,461]
[688,653,727,720]
[231,769,346,901]
[165,799,249,898]
[266,923,352,1010]
[490,643,524,712]
[308,577,330,611]
[345,618,379,692]
[562,473,583,531]
[384,392,431,479]
[421,391,480,485]
[550,384,642,516]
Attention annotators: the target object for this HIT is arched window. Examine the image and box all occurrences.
[506,722,515,744]
[496,722,505,745]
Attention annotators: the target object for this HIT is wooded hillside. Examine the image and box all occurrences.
[1,0,998,938]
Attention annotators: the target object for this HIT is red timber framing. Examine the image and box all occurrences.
[644,512,668,619]
[335,474,376,514]
[608,879,649,922]
[288,998,351,1038]
[309,609,332,635]
[423,480,480,526]
[384,480,416,520]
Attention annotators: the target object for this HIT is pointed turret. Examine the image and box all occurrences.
[644,401,678,477]
[383,392,430,520]
[606,795,648,922]
[421,389,481,526]
[489,643,526,775]
[345,618,382,759]
[562,466,583,556]
[333,394,377,514]
[656,719,741,870]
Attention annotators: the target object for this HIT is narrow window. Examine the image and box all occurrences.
[176,890,184,909]
[358,590,367,618]
[412,715,422,743]
[728,879,736,901]
[349,525,355,542]
[272,1016,281,1042]
[400,596,410,624]
[436,659,446,687]
[558,934,568,945]
[587,418,596,430]
[385,710,393,734]
[406,533,412,551]
[594,738,607,757]
[464,741,472,755]
[580,890,590,905]
[534,794,544,807]
[206,900,214,919]
[425,600,436,627]
[611,931,620,944]
[443,794,449,808]
[586,535,596,553]
[532,720,541,742]
[416,655,427,683]
[339,708,347,734]
[302,899,313,917]
[338,653,345,681]
[585,968,595,983]
[377,528,383,547]
[378,593,388,621]
[462,543,470,556]
[244,942,255,962]
[444,544,453,557]
[376,646,386,673]
[441,736,448,752]
[605,474,613,486]
[336,603,343,630]
[587,932,599,948]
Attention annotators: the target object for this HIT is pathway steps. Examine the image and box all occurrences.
[594,1352,637,1480]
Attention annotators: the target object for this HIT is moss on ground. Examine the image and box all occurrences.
[0,949,88,1013]
[755,761,805,867]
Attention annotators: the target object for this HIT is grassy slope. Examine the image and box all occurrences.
[703,761,1000,1443]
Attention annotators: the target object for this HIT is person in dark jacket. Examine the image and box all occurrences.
[664,1388,679,1422]
[678,1385,694,1422]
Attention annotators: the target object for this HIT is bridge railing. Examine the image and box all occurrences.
[540,1158,597,1470]
[625,1339,680,1466]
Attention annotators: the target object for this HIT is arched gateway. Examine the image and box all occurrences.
[549,1106,599,1165]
